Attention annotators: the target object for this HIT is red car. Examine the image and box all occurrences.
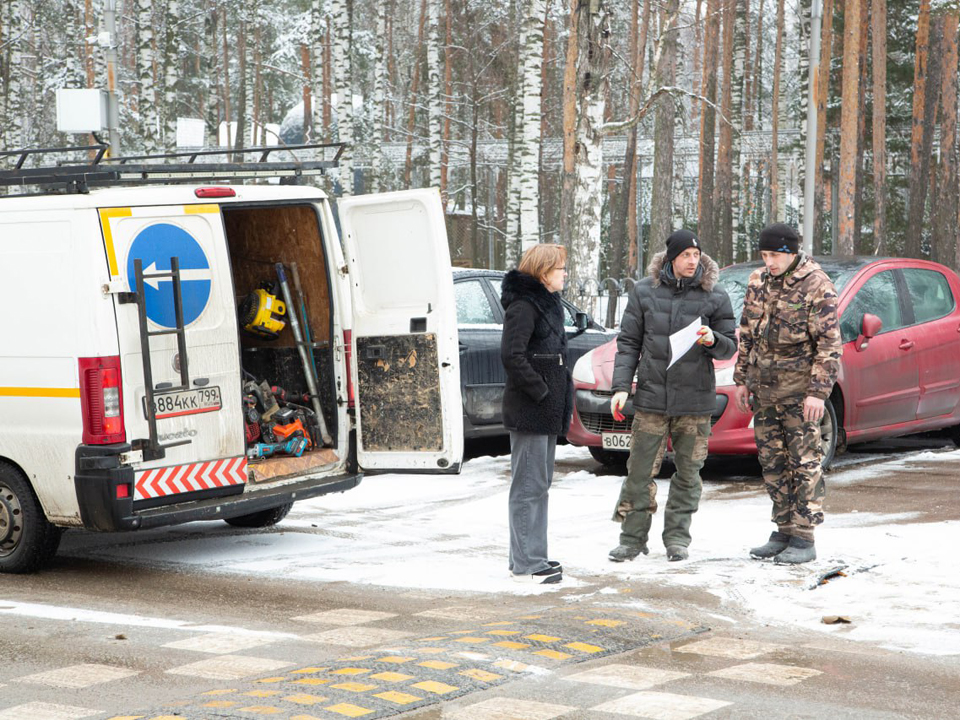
[567,256,960,468]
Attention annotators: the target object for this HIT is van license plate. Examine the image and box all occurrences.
[601,432,631,451]
[146,386,222,419]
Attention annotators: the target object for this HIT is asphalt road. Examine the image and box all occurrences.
[1,435,957,720]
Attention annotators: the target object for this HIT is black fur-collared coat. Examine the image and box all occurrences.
[500,270,574,436]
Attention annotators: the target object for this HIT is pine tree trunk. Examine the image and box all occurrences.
[518,0,548,251]
[234,1,249,154]
[871,0,887,255]
[853,0,869,251]
[814,0,835,253]
[426,0,442,190]
[221,5,232,147]
[137,0,160,152]
[933,9,958,267]
[769,0,785,221]
[569,0,610,311]
[650,0,679,250]
[558,0,579,253]
[837,0,863,255]
[697,0,721,252]
[906,0,935,257]
[626,0,653,276]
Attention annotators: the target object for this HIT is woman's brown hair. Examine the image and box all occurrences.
[517,244,567,284]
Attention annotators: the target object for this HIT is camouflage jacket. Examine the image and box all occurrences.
[734,254,842,403]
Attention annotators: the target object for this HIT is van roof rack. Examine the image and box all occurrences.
[0,143,344,194]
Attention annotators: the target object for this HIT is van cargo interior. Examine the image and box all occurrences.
[222,204,339,480]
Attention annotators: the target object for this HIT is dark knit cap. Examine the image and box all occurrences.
[665,229,701,263]
[759,223,800,254]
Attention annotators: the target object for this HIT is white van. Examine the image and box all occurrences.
[0,147,463,573]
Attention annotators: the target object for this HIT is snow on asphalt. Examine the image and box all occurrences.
[65,445,960,657]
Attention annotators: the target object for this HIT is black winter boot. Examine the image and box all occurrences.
[750,531,791,559]
[608,544,649,562]
[774,536,816,564]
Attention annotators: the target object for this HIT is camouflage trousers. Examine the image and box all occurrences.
[753,403,825,542]
[612,411,711,549]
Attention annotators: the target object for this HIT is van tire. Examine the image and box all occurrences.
[223,502,293,528]
[0,463,61,573]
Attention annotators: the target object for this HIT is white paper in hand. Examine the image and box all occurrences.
[667,316,703,370]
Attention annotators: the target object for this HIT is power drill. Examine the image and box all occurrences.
[246,437,309,461]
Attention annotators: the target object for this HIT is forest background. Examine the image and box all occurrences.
[2,0,959,306]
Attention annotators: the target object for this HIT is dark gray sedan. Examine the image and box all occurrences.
[454,268,617,439]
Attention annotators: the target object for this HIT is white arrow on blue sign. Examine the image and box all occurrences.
[126,223,212,327]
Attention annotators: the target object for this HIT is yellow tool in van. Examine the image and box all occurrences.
[239,285,286,339]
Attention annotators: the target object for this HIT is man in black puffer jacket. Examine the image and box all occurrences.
[500,244,574,584]
[608,229,737,563]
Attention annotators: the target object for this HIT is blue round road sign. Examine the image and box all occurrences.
[126,223,212,327]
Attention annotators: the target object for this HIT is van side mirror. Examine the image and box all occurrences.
[856,313,883,352]
[575,312,590,332]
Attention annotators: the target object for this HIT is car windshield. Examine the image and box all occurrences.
[718,264,857,319]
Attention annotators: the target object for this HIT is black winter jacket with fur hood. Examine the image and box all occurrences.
[500,270,574,435]
[612,252,737,416]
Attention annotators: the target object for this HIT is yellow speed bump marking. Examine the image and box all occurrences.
[454,636,490,643]
[460,668,502,682]
[341,656,374,661]
[293,678,332,686]
[418,660,458,670]
[485,630,521,636]
[201,702,238,708]
[324,703,374,717]
[524,634,560,643]
[244,690,282,697]
[534,649,573,660]
[330,682,377,692]
[411,680,458,694]
[585,619,625,627]
[106,717,145,720]
[565,642,605,653]
[284,693,328,705]
[201,689,237,696]
[375,691,423,705]
[377,656,415,663]
[330,668,371,675]
[292,667,330,674]
[369,672,414,682]
[482,621,516,626]
[493,641,530,650]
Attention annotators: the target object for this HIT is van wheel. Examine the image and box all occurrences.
[820,399,839,470]
[0,464,62,574]
[224,502,293,528]
[588,446,629,467]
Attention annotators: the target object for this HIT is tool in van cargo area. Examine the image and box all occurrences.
[246,437,309,461]
[290,262,320,379]
[238,283,286,339]
[273,418,312,447]
[276,263,333,447]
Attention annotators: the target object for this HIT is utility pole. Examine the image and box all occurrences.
[103,0,121,153]
[802,0,823,254]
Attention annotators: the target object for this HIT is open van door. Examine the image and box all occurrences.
[339,189,463,473]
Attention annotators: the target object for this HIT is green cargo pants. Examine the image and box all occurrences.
[612,411,712,550]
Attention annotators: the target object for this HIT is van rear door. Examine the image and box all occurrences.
[99,204,246,504]
[338,189,463,473]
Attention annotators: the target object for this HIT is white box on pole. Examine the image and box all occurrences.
[56,89,108,134]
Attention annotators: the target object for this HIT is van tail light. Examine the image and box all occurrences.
[344,330,355,409]
[79,356,126,444]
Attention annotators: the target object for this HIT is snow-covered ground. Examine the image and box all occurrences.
[67,445,960,658]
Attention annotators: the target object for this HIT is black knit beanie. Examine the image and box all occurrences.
[759,223,800,254]
[665,229,701,263]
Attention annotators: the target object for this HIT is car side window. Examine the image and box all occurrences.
[901,268,955,324]
[454,280,497,325]
[840,270,903,343]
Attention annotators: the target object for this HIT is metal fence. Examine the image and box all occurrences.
[566,276,638,330]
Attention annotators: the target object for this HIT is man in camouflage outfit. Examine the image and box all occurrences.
[609,230,737,563]
[733,223,842,564]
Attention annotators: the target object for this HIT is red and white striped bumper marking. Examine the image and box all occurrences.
[135,457,247,501]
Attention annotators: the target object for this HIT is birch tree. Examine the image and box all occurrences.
[769,0,785,221]
[714,0,738,266]
[426,0,442,190]
[311,0,324,143]
[137,0,160,153]
[330,0,353,195]
[568,0,610,304]
[163,0,182,150]
[370,0,387,192]
[518,0,547,251]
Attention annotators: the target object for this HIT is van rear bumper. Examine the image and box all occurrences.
[74,443,362,532]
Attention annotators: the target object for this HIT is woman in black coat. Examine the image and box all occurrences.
[500,244,573,585]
